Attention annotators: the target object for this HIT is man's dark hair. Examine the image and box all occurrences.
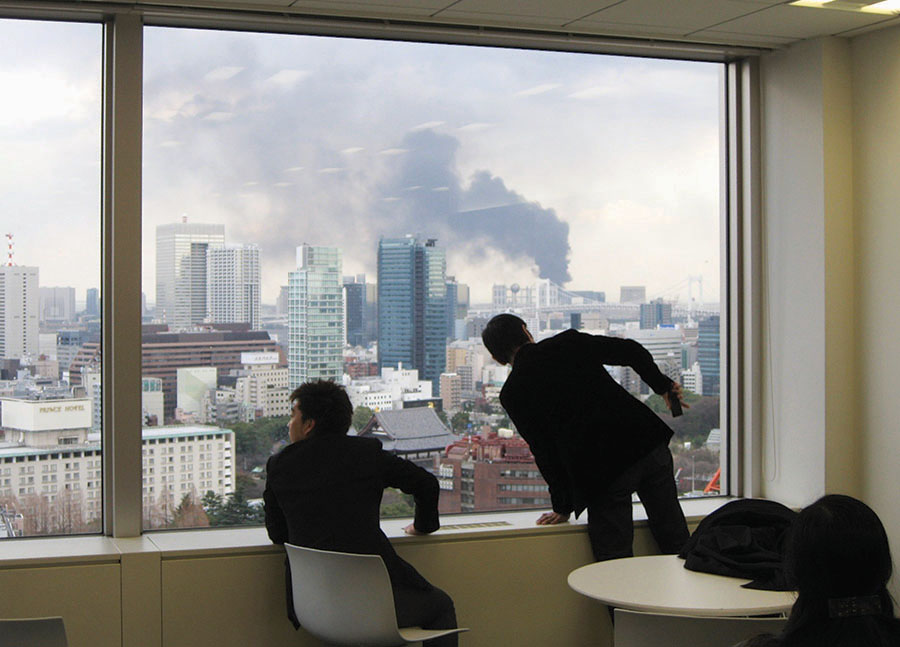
[289,380,353,436]
[481,314,530,365]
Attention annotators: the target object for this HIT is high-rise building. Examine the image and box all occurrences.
[206,244,261,329]
[156,220,225,329]
[445,277,469,341]
[698,315,720,396]
[620,285,646,303]
[275,285,289,316]
[640,298,673,329]
[343,275,376,348]
[288,245,344,386]
[0,265,39,360]
[85,288,100,317]
[39,286,76,323]
[377,237,447,392]
[572,290,606,303]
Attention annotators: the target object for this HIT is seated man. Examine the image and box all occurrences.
[264,379,458,646]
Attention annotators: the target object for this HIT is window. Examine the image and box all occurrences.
[140,26,725,530]
[0,18,102,538]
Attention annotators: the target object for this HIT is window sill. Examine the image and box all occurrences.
[0,496,731,567]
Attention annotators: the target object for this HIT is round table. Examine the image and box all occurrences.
[568,554,796,617]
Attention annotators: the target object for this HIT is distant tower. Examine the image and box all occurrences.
[156,220,225,329]
[698,315,720,396]
[206,244,261,329]
[0,265,39,360]
[377,236,447,393]
[85,288,100,317]
[620,285,646,304]
[640,298,673,329]
[288,245,344,386]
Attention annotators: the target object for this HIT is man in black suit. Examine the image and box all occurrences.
[264,380,458,646]
[482,313,690,562]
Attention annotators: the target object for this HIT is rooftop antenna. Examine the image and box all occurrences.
[5,233,12,266]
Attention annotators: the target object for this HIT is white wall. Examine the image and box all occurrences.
[759,39,830,507]
[851,23,900,604]
[760,26,900,602]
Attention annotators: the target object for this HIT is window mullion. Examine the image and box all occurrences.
[102,11,144,538]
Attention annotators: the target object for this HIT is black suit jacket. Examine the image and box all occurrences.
[264,434,440,626]
[500,329,675,517]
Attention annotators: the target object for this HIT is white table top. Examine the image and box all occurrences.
[568,554,796,617]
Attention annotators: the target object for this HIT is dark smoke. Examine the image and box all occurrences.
[373,130,572,284]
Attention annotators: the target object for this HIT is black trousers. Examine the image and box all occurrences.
[586,443,690,562]
[393,584,458,647]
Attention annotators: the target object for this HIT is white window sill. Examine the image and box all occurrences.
[0,496,731,567]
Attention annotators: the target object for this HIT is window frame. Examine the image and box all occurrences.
[0,5,760,538]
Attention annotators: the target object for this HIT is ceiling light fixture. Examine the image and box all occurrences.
[789,0,900,12]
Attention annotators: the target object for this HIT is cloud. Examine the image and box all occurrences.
[204,66,245,81]
[515,83,561,97]
[202,111,234,122]
[265,69,310,87]
[457,122,492,132]
[410,120,445,131]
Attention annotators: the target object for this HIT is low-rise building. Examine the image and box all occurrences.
[0,396,234,535]
[436,430,549,514]
[355,407,455,470]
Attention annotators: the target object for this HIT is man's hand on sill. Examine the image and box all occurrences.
[536,511,571,525]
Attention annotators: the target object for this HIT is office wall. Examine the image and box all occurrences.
[2,525,642,647]
[758,39,830,507]
[850,23,900,604]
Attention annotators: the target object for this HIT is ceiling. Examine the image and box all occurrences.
[110,0,900,48]
[14,0,900,50]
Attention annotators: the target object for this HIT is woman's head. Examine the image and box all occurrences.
[787,494,892,602]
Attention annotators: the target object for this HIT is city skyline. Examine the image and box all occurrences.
[2,20,722,307]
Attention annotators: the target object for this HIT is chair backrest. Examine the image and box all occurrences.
[614,609,787,647]
[0,617,68,647]
[284,543,407,647]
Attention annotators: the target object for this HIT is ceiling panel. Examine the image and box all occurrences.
[279,0,453,18]
[435,1,620,23]
[706,3,891,39]
[569,0,768,32]
[689,29,797,47]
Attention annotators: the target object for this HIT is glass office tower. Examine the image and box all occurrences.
[156,221,225,329]
[288,245,344,387]
[377,236,447,393]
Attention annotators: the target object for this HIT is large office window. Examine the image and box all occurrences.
[140,27,725,529]
[0,19,103,538]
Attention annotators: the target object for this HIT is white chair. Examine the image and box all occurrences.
[0,617,68,647]
[284,543,467,647]
[614,608,786,647]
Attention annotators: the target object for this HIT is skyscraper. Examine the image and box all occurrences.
[377,236,447,392]
[0,265,39,360]
[288,245,344,386]
[343,275,376,348]
[698,315,720,396]
[206,244,261,329]
[156,220,225,330]
[640,298,673,329]
[85,288,100,317]
[39,286,76,323]
[620,285,647,303]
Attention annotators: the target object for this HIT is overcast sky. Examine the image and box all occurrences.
[1,20,721,307]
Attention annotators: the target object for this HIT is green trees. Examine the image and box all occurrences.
[352,406,375,431]
[450,411,470,433]
[201,488,264,527]
[232,415,289,470]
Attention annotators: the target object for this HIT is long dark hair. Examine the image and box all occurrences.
[779,494,900,646]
